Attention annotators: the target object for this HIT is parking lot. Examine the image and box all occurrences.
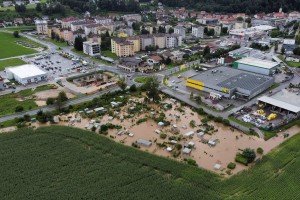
[21,52,99,80]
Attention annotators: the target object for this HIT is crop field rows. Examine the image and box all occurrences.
[0,126,299,199]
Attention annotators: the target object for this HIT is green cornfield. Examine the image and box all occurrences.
[0,126,299,199]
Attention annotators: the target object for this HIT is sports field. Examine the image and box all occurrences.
[0,126,299,199]
[0,32,37,59]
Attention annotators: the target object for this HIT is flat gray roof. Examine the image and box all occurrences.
[189,66,273,91]
[258,93,300,113]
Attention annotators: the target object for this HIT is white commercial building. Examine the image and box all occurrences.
[233,57,279,75]
[35,20,48,35]
[6,64,47,85]
[192,26,204,38]
[83,41,101,56]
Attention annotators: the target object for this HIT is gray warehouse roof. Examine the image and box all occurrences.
[189,66,273,91]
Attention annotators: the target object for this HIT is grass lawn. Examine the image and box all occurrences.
[278,54,300,68]
[3,26,35,32]
[134,76,151,83]
[0,58,27,71]
[45,38,69,47]
[72,49,113,66]
[0,32,38,59]
[0,85,50,116]
[101,50,119,60]
[0,125,300,199]
[228,116,255,128]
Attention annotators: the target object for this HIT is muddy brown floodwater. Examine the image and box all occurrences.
[30,97,300,176]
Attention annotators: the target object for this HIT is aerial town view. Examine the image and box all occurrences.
[0,0,300,199]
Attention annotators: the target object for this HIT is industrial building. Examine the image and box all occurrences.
[228,47,266,59]
[257,89,300,117]
[5,64,47,85]
[186,66,274,100]
[233,57,279,75]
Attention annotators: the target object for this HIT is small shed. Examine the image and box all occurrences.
[182,147,192,155]
[136,139,152,147]
[185,131,194,137]
[208,140,216,146]
[167,147,173,152]
[158,122,164,126]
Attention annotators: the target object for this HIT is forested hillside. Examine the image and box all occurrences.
[158,0,300,13]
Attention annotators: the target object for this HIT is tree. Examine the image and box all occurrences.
[296,34,300,45]
[15,105,24,112]
[168,27,174,34]
[281,46,286,55]
[153,27,157,34]
[245,18,251,24]
[51,30,55,40]
[204,27,208,34]
[36,3,42,12]
[46,97,55,105]
[129,84,137,92]
[242,148,256,163]
[117,78,127,91]
[13,31,19,38]
[142,77,160,102]
[158,26,166,33]
[15,4,26,13]
[207,29,215,36]
[293,47,300,55]
[141,28,149,34]
[55,91,68,111]
[203,46,210,56]
[274,42,278,52]
[165,57,172,65]
[221,27,228,35]
[237,16,244,21]
[74,36,84,51]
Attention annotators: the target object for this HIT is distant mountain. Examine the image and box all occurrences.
[159,0,300,13]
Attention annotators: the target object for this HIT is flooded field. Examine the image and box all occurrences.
[32,96,300,176]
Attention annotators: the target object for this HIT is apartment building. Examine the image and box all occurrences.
[35,20,48,35]
[165,34,182,48]
[127,36,141,52]
[112,38,135,57]
[174,25,186,38]
[153,34,166,49]
[83,41,101,56]
[140,35,154,51]
[192,26,204,38]
[71,20,95,32]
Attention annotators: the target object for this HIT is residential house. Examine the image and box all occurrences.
[123,14,142,22]
[285,55,300,62]
[61,17,78,29]
[14,18,24,25]
[95,17,112,25]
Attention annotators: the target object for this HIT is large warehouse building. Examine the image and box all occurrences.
[186,66,275,100]
[233,57,279,75]
[6,64,48,85]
